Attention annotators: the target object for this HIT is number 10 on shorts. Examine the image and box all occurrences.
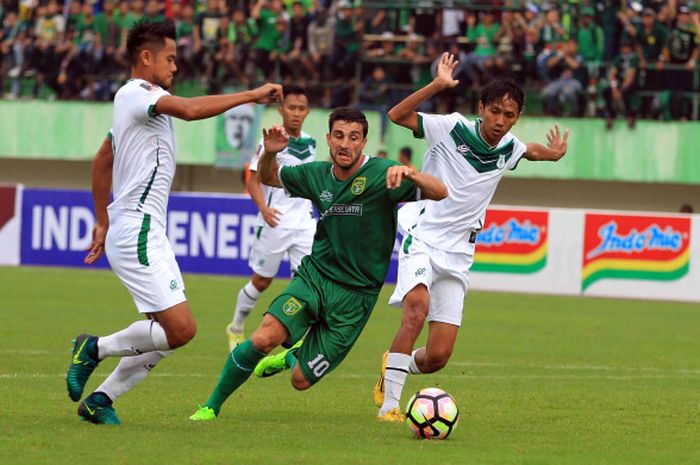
[307,354,330,377]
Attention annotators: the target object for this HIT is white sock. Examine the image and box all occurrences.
[408,348,423,374]
[379,352,411,414]
[231,281,262,332]
[97,320,170,358]
[96,350,173,402]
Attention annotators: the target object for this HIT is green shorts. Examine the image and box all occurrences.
[266,260,379,385]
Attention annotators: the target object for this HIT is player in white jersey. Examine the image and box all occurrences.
[374,53,570,422]
[225,86,317,349]
[65,20,283,425]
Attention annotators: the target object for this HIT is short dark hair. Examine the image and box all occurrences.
[283,85,307,100]
[126,20,176,64]
[480,78,525,113]
[399,146,412,160]
[328,107,368,137]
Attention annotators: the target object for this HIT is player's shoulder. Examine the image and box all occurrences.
[420,111,467,125]
[116,79,169,98]
[300,131,317,145]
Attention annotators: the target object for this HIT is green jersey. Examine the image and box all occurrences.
[280,157,418,292]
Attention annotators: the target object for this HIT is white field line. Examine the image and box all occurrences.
[2,372,700,381]
[451,361,700,375]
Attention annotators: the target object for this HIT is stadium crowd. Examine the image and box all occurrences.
[1,0,699,126]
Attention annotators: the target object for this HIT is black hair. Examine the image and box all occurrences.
[480,78,525,113]
[328,107,368,138]
[126,19,176,64]
[399,146,412,160]
[283,85,307,100]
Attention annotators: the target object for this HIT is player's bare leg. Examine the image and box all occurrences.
[377,284,429,419]
[71,302,195,424]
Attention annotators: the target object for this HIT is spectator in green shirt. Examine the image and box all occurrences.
[660,6,700,119]
[534,6,567,81]
[331,0,360,79]
[251,0,286,80]
[175,3,197,78]
[603,39,640,129]
[576,7,604,62]
[463,11,500,88]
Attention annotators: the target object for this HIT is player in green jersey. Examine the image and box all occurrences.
[190,108,447,421]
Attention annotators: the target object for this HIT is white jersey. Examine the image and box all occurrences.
[108,79,175,226]
[407,112,527,253]
[249,132,316,230]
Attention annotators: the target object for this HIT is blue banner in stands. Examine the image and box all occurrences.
[19,188,400,283]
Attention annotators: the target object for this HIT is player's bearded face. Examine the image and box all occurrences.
[478,97,520,147]
[327,121,367,170]
[151,38,178,89]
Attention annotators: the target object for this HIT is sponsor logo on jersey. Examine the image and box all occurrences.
[582,214,690,291]
[327,204,362,215]
[456,144,471,154]
[318,204,363,221]
[320,190,333,203]
[170,280,178,290]
[415,267,426,277]
[283,297,303,316]
[351,177,366,195]
[474,209,549,274]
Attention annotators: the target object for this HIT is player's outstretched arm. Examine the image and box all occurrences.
[257,125,290,188]
[154,83,283,121]
[85,136,113,265]
[386,165,448,201]
[524,124,569,162]
[247,170,281,227]
[387,52,460,132]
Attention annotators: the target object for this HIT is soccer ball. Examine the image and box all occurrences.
[405,387,459,440]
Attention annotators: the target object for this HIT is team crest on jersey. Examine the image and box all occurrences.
[320,190,333,203]
[282,297,303,316]
[497,154,506,169]
[351,177,366,195]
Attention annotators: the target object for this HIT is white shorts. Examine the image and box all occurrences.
[248,226,315,278]
[105,211,186,313]
[389,235,473,326]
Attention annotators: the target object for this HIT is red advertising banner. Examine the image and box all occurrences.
[582,214,691,291]
[473,209,549,274]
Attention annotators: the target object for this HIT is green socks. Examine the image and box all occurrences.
[205,339,267,415]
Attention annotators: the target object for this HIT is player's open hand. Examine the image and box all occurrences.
[251,83,284,104]
[546,124,569,159]
[263,125,289,154]
[387,165,417,189]
[434,53,460,90]
[84,222,108,265]
[262,207,281,227]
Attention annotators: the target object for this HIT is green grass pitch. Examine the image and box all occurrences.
[1,266,699,465]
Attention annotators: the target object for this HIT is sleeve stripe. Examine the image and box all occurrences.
[413,113,425,139]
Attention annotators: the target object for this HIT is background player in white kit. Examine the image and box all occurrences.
[225,85,317,350]
[374,53,570,421]
[66,20,283,425]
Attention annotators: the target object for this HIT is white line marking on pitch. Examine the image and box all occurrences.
[3,372,700,381]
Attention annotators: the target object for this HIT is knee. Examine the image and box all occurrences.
[291,377,312,391]
[250,325,286,353]
[167,321,196,349]
[402,292,429,333]
[252,275,273,292]
[423,347,452,373]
